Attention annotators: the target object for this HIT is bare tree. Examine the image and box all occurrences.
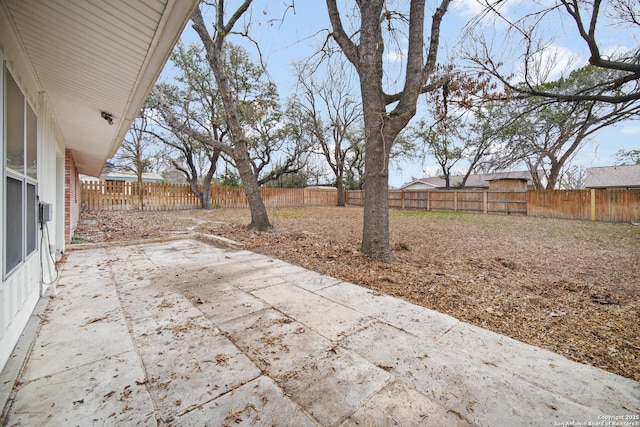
[410,68,496,188]
[148,120,221,209]
[240,93,313,187]
[558,165,586,189]
[616,149,640,165]
[295,61,363,205]
[466,0,640,104]
[191,1,272,231]
[112,105,156,209]
[149,40,231,209]
[411,118,464,188]
[326,0,453,261]
[483,69,640,189]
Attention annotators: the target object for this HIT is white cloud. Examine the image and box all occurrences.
[385,49,407,63]
[452,0,487,18]
[621,126,640,135]
[420,165,442,178]
[516,44,584,84]
[602,45,633,60]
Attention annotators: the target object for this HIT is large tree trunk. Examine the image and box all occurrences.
[234,143,271,229]
[191,5,272,231]
[360,128,394,261]
[355,1,395,262]
[201,184,212,209]
[336,170,346,206]
[137,172,144,211]
[187,177,206,208]
[199,150,219,210]
[327,0,450,261]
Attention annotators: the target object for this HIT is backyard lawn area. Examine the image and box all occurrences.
[72,206,640,382]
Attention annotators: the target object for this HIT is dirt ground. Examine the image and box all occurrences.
[72,206,640,382]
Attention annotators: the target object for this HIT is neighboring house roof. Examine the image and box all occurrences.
[585,165,640,189]
[2,0,200,176]
[401,170,540,190]
[81,172,164,183]
[402,178,443,189]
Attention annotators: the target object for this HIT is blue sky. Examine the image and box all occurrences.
[162,1,639,188]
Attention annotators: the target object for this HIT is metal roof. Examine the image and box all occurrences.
[2,0,199,176]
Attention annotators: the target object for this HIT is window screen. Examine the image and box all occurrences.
[3,64,39,277]
[6,70,24,173]
[5,177,23,274]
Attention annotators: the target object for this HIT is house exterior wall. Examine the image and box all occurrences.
[0,6,64,372]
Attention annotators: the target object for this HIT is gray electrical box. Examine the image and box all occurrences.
[39,202,53,222]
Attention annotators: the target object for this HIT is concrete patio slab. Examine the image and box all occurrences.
[342,380,473,426]
[9,351,156,426]
[2,238,639,426]
[175,376,317,426]
[341,321,601,426]
[251,283,371,341]
[317,281,459,338]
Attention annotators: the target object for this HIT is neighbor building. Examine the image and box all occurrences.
[585,165,640,190]
[0,0,199,373]
[401,170,545,190]
[81,171,165,184]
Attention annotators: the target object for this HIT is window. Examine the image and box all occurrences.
[3,62,38,277]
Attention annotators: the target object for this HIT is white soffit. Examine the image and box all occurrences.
[3,0,199,176]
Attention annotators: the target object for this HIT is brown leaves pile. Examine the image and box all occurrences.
[75,207,640,381]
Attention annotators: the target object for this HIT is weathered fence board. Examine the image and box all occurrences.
[527,190,591,220]
[348,189,528,215]
[346,188,639,222]
[82,182,639,223]
[82,182,338,211]
[528,189,640,222]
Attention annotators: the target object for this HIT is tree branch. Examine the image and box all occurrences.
[326,0,359,66]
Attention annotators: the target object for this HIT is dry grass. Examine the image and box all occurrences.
[73,206,640,381]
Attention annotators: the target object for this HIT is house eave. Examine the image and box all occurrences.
[104,0,200,169]
[2,0,200,177]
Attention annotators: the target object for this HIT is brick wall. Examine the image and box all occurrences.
[64,149,81,243]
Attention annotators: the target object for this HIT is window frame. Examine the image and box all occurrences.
[3,59,39,279]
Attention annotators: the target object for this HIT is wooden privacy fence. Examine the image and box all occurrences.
[209,186,338,208]
[346,189,640,223]
[81,181,338,211]
[347,189,528,215]
[528,189,640,222]
[82,182,639,223]
[82,181,200,211]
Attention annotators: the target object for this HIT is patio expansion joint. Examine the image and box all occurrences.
[431,323,626,415]
[169,372,265,421]
[107,255,165,421]
[66,232,245,252]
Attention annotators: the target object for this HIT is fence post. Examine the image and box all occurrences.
[590,188,596,221]
[483,190,488,214]
[454,190,458,212]
[401,190,405,210]
[426,190,430,211]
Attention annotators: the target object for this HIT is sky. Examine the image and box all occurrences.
[160,1,640,188]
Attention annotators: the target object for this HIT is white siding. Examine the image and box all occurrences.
[0,0,199,373]
[0,6,60,371]
[0,256,40,371]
